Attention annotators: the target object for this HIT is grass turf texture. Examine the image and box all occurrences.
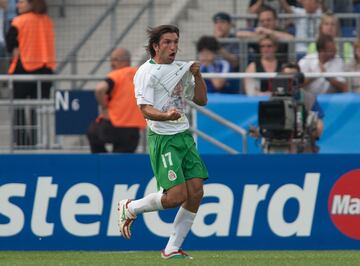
[0,251,359,266]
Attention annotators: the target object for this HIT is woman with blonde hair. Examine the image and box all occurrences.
[307,12,352,63]
[345,38,360,93]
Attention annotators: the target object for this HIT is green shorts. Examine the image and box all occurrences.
[147,129,208,190]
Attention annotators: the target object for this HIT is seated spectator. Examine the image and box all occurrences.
[279,0,323,59]
[244,34,282,96]
[307,12,353,63]
[197,36,240,94]
[86,48,147,153]
[247,0,299,28]
[299,34,348,95]
[248,0,299,14]
[345,38,360,93]
[237,5,293,63]
[212,11,240,70]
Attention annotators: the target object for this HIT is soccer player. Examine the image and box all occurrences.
[118,24,208,260]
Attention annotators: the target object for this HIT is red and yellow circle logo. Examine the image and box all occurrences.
[328,169,360,240]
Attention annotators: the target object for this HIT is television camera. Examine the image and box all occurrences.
[257,73,319,153]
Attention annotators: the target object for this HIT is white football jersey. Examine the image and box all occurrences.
[134,59,195,135]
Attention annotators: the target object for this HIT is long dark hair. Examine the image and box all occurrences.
[146,25,179,57]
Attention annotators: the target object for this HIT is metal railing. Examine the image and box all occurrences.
[56,0,122,74]
[78,0,155,89]
[186,99,247,154]
[0,74,251,154]
[1,72,359,153]
[0,75,106,153]
[218,37,356,72]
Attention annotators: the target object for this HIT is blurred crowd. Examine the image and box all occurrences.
[197,0,360,96]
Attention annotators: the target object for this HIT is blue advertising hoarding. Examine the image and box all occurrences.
[0,154,359,250]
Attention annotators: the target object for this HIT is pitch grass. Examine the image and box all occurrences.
[0,251,359,266]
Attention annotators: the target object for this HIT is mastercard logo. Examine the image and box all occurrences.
[328,169,360,240]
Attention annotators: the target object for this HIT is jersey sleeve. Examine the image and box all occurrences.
[134,66,154,105]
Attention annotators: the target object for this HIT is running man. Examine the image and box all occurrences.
[118,24,208,260]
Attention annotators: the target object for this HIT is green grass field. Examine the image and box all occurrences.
[0,251,359,266]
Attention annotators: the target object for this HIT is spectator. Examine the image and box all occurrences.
[86,48,146,153]
[307,12,353,63]
[248,0,299,15]
[212,11,240,70]
[244,34,282,96]
[236,5,293,63]
[197,36,240,94]
[279,0,323,59]
[6,0,55,146]
[299,34,348,95]
[247,0,299,28]
[345,38,360,93]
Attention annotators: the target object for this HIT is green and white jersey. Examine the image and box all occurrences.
[134,59,195,135]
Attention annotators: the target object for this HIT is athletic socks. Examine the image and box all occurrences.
[164,207,196,254]
[127,191,164,215]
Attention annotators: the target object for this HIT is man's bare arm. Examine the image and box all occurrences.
[190,62,208,106]
[327,78,348,92]
[140,105,181,121]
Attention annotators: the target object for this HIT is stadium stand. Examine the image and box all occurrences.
[0,0,359,153]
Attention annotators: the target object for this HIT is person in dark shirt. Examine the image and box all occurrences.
[197,35,240,94]
[245,34,282,95]
[212,11,240,71]
[86,48,146,153]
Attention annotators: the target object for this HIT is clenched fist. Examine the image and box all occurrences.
[190,62,201,77]
[166,107,181,121]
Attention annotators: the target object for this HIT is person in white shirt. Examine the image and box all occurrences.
[299,34,348,95]
[117,25,208,260]
[279,0,323,58]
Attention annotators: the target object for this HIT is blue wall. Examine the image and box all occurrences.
[198,93,360,154]
[0,154,359,250]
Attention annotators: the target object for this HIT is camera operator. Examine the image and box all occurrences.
[252,62,325,153]
[282,63,324,153]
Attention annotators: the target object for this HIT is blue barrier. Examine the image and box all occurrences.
[198,93,360,154]
[0,154,359,250]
